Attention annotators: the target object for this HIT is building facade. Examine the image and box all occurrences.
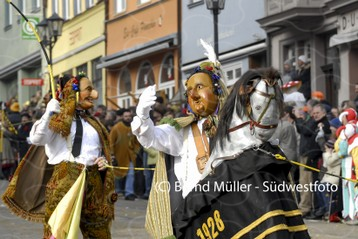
[258,0,356,107]
[0,1,43,107]
[4,1,354,111]
[0,0,106,108]
[46,0,106,106]
[99,0,180,109]
[181,0,267,92]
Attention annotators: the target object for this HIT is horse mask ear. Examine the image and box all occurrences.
[239,85,255,96]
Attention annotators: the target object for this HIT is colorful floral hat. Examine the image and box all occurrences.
[184,39,228,114]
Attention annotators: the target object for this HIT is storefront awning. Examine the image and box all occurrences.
[97,42,170,69]
[0,51,41,79]
[329,31,358,47]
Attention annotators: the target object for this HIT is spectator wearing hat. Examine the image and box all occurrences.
[282,81,306,107]
[295,55,311,100]
[7,102,21,130]
[311,91,325,101]
[311,91,333,120]
[329,117,342,140]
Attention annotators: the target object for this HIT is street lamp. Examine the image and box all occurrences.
[36,13,64,67]
[205,0,225,60]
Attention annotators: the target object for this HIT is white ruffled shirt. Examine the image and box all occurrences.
[131,116,205,198]
[29,113,102,166]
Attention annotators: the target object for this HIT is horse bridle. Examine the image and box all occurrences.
[228,78,279,133]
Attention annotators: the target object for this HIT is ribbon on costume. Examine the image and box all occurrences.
[254,146,358,184]
[104,164,155,171]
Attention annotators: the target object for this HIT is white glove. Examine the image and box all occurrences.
[136,85,157,120]
[45,98,60,117]
[315,127,325,143]
[26,137,32,144]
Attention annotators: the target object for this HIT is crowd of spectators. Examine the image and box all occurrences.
[0,90,183,202]
[1,69,358,224]
[278,57,358,224]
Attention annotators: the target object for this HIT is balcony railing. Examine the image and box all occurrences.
[266,0,324,16]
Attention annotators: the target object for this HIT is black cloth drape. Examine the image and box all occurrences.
[172,143,310,239]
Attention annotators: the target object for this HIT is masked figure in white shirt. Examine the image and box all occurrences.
[30,74,116,239]
[132,62,228,200]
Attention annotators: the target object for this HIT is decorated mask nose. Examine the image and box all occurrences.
[90,89,99,100]
[188,90,200,100]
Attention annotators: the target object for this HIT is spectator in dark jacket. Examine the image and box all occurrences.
[296,103,331,219]
[295,55,311,100]
[4,113,33,162]
[7,102,21,130]
[16,113,33,160]
[294,99,317,217]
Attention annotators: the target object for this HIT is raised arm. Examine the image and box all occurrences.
[29,98,60,145]
[131,85,183,156]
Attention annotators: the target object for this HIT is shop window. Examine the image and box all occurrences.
[297,40,311,62]
[225,62,242,87]
[52,0,58,13]
[235,68,242,79]
[117,67,132,108]
[16,1,25,24]
[120,97,131,108]
[283,44,295,64]
[5,3,12,28]
[62,0,70,20]
[160,55,174,83]
[159,54,175,99]
[74,0,81,16]
[137,61,155,89]
[282,40,311,72]
[18,1,25,12]
[188,0,204,8]
[137,0,150,5]
[76,63,87,76]
[92,58,103,105]
[86,0,95,9]
[32,0,40,12]
[119,68,132,94]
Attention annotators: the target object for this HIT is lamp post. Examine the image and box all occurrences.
[36,13,64,95]
[36,13,64,69]
[205,0,225,60]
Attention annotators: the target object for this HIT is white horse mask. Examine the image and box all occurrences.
[202,68,283,178]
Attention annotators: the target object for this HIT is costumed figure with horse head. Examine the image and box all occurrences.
[132,39,228,239]
[172,67,310,239]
